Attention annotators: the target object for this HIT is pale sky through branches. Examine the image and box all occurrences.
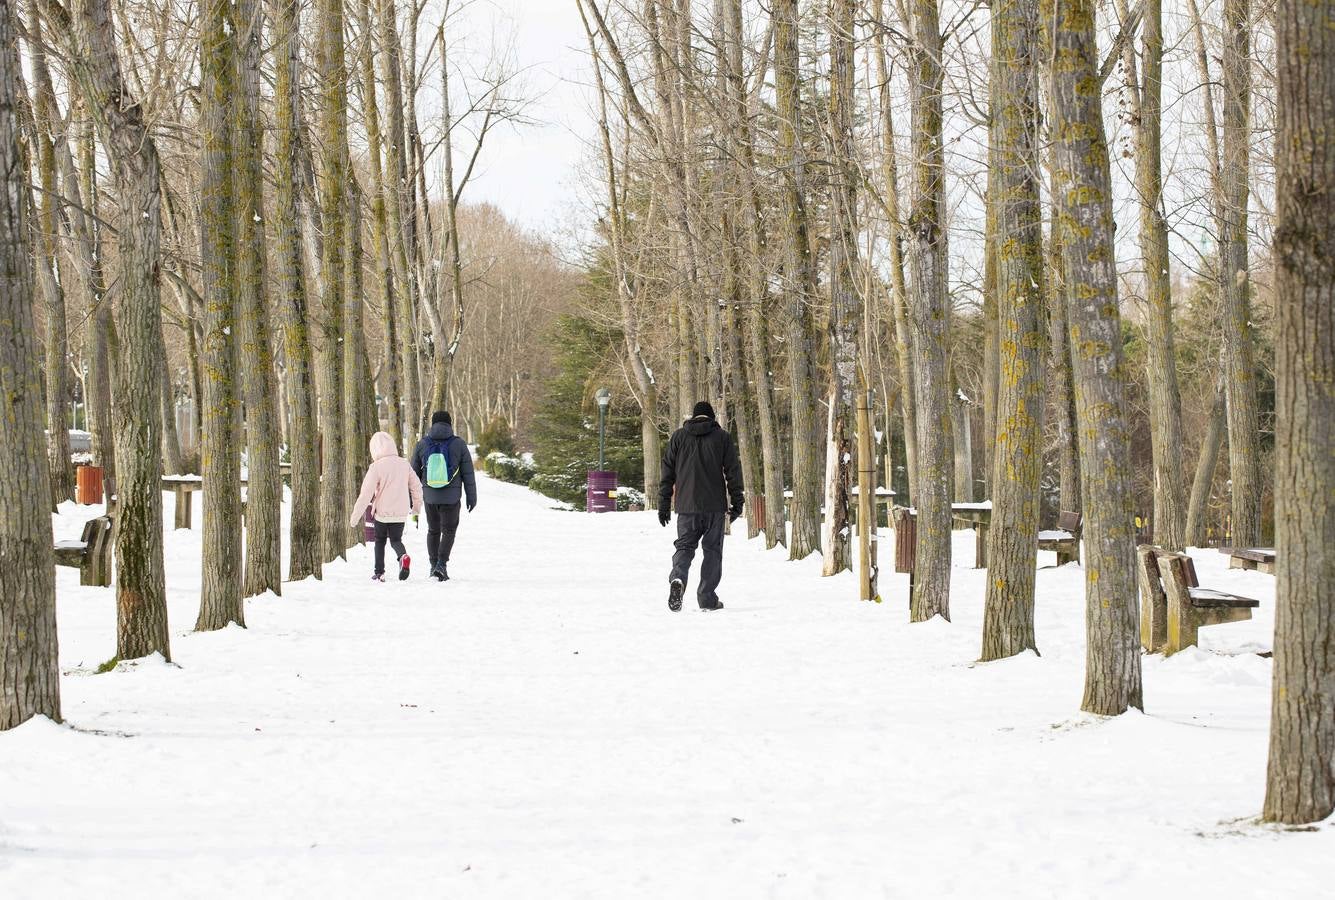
[451,0,593,235]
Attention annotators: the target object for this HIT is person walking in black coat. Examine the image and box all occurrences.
[410,411,477,581]
[658,401,745,611]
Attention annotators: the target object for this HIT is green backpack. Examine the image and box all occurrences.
[425,437,458,489]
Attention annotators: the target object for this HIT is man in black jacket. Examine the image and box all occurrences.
[658,401,745,611]
[410,411,477,581]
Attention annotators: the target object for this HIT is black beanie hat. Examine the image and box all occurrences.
[691,401,715,420]
[432,411,452,425]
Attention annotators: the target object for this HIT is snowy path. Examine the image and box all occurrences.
[3,475,1329,897]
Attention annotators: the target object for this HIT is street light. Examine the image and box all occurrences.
[595,387,612,471]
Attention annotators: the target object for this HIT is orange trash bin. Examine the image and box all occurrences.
[76,465,104,505]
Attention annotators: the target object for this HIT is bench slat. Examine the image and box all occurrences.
[1188,587,1260,609]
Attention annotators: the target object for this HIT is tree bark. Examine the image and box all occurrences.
[27,8,74,509]
[196,0,245,631]
[1045,152,1080,516]
[871,0,917,502]
[235,0,283,598]
[316,0,350,563]
[74,109,114,493]
[359,0,400,446]
[428,22,465,419]
[773,0,822,561]
[64,0,171,659]
[727,0,785,546]
[269,0,321,581]
[1185,380,1225,546]
[0,0,60,727]
[821,0,860,576]
[1263,0,1335,825]
[1043,0,1141,714]
[906,0,953,620]
[981,0,1044,661]
[1117,0,1186,550]
[1220,0,1262,546]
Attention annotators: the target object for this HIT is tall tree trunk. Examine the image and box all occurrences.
[1043,0,1141,715]
[270,0,321,581]
[428,22,465,418]
[1263,0,1334,825]
[1118,0,1186,550]
[74,110,114,493]
[773,0,821,561]
[821,0,860,576]
[65,0,171,659]
[1185,380,1225,546]
[344,177,373,546]
[981,0,1044,661]
[316,0,350,562]
[981,165,999,498]
[871,0,917,502]
[359,0,400,446]
[196,0,244,631]
[906,0,953,620]
[727,0,784,546]
[27,9,74,509]
[235,0,282,598]
[379,0,420,441]
[0,0,60,727]
[580,2,661,507]
[1045,154,1080,516]
[159,366,185,476]
[951,382,974,501]
[1220,0,1262,546]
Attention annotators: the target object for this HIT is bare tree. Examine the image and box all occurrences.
[235,0,283,597]
[1044,0,1141,714]
[821,0,861,576]
[906,0,953,621]
[196,0,245,630]
[1,0,60,727]
[1263,0,1334,826]
[981,0,1044,660]
[1219,0,1262,546]
[270,0,321,582]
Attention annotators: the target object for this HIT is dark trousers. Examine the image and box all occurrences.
[426,502,461,566]
[374,520,407,575]
[670,512,725,608]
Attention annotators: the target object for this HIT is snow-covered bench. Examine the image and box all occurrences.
[53,514,114,587]
[1137,545,1258,654]
[1227,547,1276,574]
[1037,510,1081,566]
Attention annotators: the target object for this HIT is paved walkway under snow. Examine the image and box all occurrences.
[2,475,1329,896]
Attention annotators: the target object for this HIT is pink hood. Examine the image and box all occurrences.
[349,431,423,525]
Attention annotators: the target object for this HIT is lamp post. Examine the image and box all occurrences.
[595,387,611,470]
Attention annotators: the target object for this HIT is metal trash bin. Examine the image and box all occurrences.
[586,470,618,513]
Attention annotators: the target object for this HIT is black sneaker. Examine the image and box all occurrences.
[432,563,449,582]
[700,600,724,611]
[668,578,684,612]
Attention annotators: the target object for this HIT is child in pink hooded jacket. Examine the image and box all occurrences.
[350,431,423,581]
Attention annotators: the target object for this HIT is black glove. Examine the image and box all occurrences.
[658,507,670,527]
[467,499,476,513]
[729,508,742,524]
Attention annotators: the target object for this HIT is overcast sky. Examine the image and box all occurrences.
[449,0,595,239]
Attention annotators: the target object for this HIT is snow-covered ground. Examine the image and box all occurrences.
[3,475,1329,897]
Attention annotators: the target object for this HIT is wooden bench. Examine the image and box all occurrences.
[1138,545,1258,654]
[1037,510,1082,566]
[1228,547,1276,574]
[53,515,114,587]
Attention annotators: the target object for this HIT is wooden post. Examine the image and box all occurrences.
[857,388,878,602]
